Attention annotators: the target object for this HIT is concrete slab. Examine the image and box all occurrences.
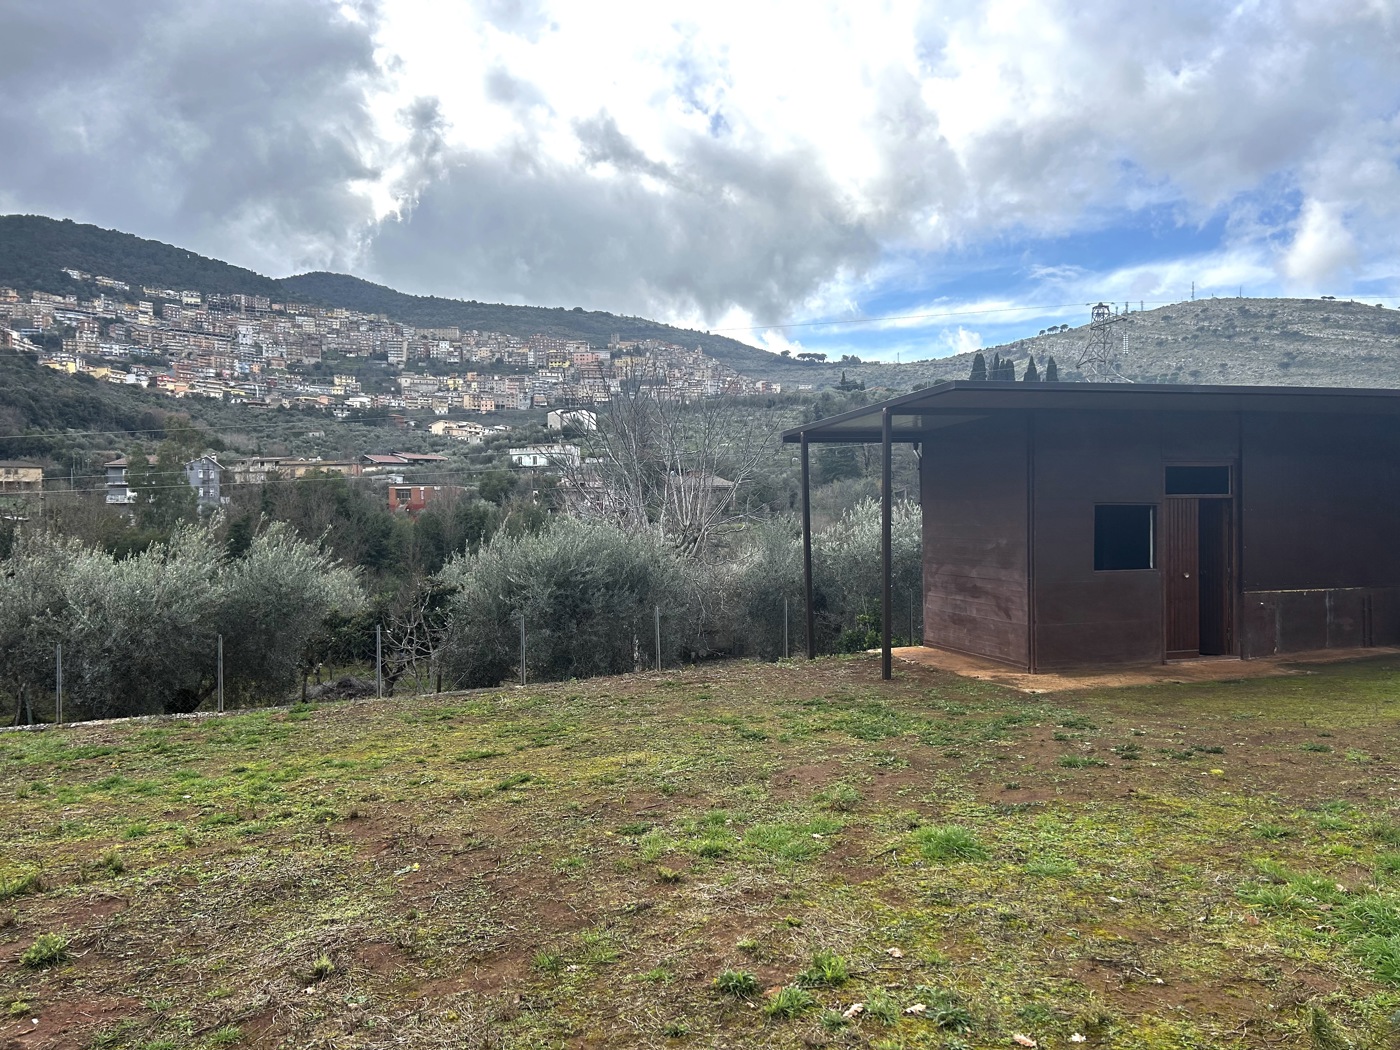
[890,644,1400,693]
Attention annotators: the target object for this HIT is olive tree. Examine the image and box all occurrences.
[437,520,712,688]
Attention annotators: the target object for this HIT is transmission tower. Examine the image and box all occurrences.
[1075,302,1131,381]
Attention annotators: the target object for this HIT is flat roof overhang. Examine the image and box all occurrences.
[781,381,1400,444]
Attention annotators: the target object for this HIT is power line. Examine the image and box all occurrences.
[0,414,473,443]
[58,465,522,494]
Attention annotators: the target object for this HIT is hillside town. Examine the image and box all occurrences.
[0,272,782,423]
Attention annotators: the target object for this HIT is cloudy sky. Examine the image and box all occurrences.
[3,0,1399,360]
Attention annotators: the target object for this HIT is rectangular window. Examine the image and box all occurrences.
[1165,465,1230,496]
[1094,505,1156,570]
[394,488,411,501]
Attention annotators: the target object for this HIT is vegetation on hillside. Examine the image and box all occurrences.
[0,215,279,297]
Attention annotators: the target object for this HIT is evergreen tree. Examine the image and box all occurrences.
[990,352,1002,379]
[1002,359,1016,381]
[1023,358,1040,382]
[1045,356,1059,382]
[969,351,987,381]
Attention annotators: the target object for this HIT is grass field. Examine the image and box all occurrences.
[5,654,1400,1049]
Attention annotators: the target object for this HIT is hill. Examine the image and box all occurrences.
[0,215,281,299]
[7,215,1400,389]
[0,215,802,377]
[3,655,1400,1047]
[275,270,809,376]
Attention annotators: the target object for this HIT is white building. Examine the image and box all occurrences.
[508,444,581,469]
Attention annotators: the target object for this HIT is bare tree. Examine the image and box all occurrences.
[382,577,452,693]
[557,365,777,556]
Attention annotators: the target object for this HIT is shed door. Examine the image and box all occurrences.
[1163,498,1200,658]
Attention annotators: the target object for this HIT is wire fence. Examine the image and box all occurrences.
[11,595,924,729]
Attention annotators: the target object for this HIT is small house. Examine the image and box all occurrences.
[783,383,1400,676]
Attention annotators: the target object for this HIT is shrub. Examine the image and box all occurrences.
[20,933,69,969]
[0,870,39,901]
[797,950,849,987]
[763,985,815,1019]
[437,520,711,687]
[713,969,760,997]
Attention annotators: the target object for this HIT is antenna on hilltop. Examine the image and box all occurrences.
[1075,302,1132,382]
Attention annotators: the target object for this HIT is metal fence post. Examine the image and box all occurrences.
[655,605,662,672]
[217,634,224,714]
[375,624,383,698]
[55,643,63,726]
[783,596,789,659]
[519,614,527,686]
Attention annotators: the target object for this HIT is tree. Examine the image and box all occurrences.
[1023,358,1040,382]
[816,444,861,484]
[1045,356,1060,382]
[1000,359,1016,381]
[437,521,708,687]
[477,470,517,506]
[127,440,196,532]
[556,379,777,557]
[969,352,987,381]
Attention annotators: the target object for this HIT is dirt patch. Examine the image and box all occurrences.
[0,997,141,1050]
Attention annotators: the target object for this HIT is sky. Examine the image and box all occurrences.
[3,0,1399,361]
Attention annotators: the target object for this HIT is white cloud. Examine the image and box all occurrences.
[6,0,1400,325]
[1282,200,1358,291]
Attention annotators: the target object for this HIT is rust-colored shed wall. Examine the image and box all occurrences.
[1028,411,1241,669]
[1238,412,1400,656]
[920,416,1029,667]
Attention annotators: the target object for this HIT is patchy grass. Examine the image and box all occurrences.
[6,653,1400,1047]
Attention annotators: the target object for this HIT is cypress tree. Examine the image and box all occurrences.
[970,351,987,381]
[1002,359,1016,381]
[1045,356,1059,382]
[1023,357,1040,382]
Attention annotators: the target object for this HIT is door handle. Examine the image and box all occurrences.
[1184,573,1191,579]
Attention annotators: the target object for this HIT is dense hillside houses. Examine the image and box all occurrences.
[0,276,780,420]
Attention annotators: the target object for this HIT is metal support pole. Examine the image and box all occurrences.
[881,408,893,681]
[909,593,915,647]
[519,614,527,686]
[55,643,62,725]
[375,624,383,698]
[783,596,789,659]
[655,605,662,671]
[800,433,815,659]
[217,634,224,713]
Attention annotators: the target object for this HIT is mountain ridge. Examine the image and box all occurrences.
[5,214,1400,389]
[0,214,804,376]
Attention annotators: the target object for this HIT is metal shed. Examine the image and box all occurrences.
[782,382,1400,678]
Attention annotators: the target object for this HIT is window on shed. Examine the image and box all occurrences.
[1094,505,1155,570]
[1165,465,1230,496]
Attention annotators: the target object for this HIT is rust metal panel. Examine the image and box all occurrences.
[1242,414,1400,591]
[1030,413,1165,666]
[921,416,1028,667]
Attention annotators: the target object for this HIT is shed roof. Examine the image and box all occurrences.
[781,382,1400,444]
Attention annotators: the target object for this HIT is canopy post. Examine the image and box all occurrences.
[801,433,816,659]
[881,407,893,681]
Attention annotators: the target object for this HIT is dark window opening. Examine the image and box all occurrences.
[1095,505,1156,570]
[1165,465,1230,496]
